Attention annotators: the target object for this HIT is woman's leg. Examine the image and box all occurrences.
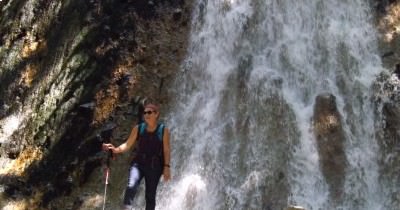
[123,163,143,208]
[143,167,163,210]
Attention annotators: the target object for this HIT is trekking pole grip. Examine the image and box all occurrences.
[107,149,114,166]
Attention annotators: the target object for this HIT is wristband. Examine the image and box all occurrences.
[164,164,170,168]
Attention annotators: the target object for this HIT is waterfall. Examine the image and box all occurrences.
[158,0,388,209]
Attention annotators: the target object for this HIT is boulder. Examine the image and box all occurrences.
[313,93,347,201]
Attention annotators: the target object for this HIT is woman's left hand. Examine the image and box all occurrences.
[163,167,171,182]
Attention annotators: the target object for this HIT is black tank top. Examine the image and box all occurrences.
[134,123,164,167]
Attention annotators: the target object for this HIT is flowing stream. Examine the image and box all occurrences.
[156,0,388,209]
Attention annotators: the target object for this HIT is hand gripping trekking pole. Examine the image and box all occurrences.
[102,149,113,210]
[99,123,116,210]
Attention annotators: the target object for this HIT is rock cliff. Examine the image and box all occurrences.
[0,0,193,209]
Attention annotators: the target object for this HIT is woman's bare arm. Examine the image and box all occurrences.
[103,125,138,154]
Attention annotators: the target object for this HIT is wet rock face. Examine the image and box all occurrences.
[374,1,400,206]
[372,71,400,207]
[382,103,400,150]
[380,102,400,206]
[313,93,347,201]
[373,72,400,151]
[0,0,193,208]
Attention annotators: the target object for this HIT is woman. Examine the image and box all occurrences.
[102,103,171,210]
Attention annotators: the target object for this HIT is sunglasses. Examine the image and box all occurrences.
[143,111,156,115]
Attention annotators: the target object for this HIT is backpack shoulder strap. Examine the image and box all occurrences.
[138,122,146,136]
[156,123,165,142]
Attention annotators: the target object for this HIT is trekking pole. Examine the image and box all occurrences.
[102,148,113,210]
[98,123,117,210]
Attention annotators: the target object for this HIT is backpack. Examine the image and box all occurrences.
[137,122,165,142]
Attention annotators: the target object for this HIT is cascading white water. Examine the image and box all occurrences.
[157,0,388,209]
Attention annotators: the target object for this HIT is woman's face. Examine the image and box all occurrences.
[143,108,158,123]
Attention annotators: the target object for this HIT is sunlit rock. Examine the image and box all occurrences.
[0,146,43,176]
[21,32,47,58]
[0,114,23,144]
[377,2,400,42]
[20,63,38,87]
[313,93,347,201]
[79,194,103,209]
[93,84,120,125]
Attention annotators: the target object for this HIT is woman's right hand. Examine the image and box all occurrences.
[102,143,116,153]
